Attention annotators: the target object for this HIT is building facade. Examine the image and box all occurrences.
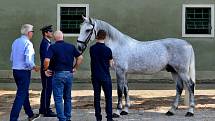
[0,0,215,81]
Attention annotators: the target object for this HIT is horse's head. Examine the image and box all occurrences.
[77,16,96,53]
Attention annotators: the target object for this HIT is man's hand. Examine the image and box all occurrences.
[73,55,83,73]
[72,68,77,73]
[45,69,53,77]
[33,65,40,72]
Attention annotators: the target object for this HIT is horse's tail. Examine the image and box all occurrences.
[185,46,195,105]
[189,47,196,84]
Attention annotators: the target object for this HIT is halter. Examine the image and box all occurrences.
[77,23,96,54]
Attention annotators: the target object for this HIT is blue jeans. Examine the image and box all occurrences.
[52,71,72,121]
[92,79,112,121]
[10,70,34,121]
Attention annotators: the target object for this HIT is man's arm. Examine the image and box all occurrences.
[40,41,50,61]
[109,59,115,68]
[44,58,50,70]
[73,55,83,72]
[24,43,40,71]
[44,58,52,77]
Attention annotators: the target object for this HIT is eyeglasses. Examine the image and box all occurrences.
[30,31,34,33]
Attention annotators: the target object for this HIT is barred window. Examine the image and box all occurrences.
[57,4,89,36]
[182,4,214,37]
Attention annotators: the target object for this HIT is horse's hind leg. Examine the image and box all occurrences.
[166,73,184,116]
[113,69,126,118]
[179,72,195,117]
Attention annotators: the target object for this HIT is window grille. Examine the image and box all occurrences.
[185,8,211,34]
[57,4,89,36]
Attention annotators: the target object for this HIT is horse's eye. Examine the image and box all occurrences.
[86,29,91,33]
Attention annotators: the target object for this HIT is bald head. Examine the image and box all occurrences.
[53,30,64,41]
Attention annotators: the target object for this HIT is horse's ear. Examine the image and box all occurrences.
[82,15,87,21]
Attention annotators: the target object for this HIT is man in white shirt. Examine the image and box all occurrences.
[10,24,40,121]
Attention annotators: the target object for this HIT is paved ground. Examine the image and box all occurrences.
[3,109,215,121]
[1,82,215,121]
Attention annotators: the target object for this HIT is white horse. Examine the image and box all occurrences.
[77,17,195,117]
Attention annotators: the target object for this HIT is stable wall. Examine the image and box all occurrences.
[0,0,214,80]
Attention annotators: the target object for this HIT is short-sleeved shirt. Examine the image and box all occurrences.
[90,42,113,81]
[40,37,51,67]
[10,35,35,70]
[46,40,81,72]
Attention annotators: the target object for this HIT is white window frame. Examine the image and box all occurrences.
[182,4,214,37]
[57,4,89,37]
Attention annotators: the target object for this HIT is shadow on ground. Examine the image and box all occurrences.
[1,92,215,118]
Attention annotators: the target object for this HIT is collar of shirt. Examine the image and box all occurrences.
[21,35,32,45]
[96,42,105,45]
[55,40,64,43]
[21,35,29,40]
[45,37,51,43]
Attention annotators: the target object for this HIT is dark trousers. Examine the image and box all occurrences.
[10,70,34,121]
[92,79,112,121]
[39,70,53,114]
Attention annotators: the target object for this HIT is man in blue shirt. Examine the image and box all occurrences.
[39,25,56,117]
[44,30,83,121]
[90,30,114,121]
[10,24,40,121]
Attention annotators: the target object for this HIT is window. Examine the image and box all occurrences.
[57,4,89,36]
[182,4,214,37]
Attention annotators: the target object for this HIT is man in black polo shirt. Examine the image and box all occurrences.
[90,30,114,121]
[44,30,83,121]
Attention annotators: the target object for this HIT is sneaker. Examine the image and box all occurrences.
[28,114,40,121]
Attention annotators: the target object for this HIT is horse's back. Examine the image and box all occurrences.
[159,38,191,48]
[125,38,193,74]
[125,39,170,73]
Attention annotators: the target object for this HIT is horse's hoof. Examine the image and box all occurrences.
[165,111,174,116]
[185,112,194,117]
[120,111,128,115]
[112,113,120,118]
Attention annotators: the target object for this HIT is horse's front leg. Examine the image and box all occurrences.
[121,73,130,115]
[166,73,183,116]
[113,69,126,118]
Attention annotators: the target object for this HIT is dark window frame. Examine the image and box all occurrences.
[57,4,89,37]
[182,4,214,37]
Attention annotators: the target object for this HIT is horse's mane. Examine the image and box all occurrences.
[93,19,138,44]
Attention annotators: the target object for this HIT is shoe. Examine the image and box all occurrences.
[28,114,40,121]
[44,111,57,117]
